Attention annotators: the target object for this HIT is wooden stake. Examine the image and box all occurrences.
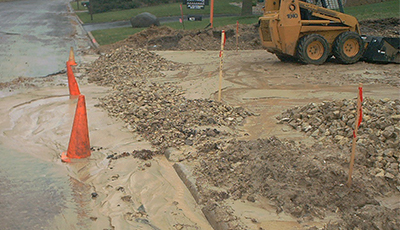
[347,83,363,187]
[180,4,185,30]
[218,30,226,102]
[236,21,239,52]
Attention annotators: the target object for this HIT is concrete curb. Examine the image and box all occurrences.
[172,162,229,230]
[67,2,100,49]
[172,163,201,204]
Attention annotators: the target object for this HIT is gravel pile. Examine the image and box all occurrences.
[277,98,400,184]
[87,46,182,85]
[87,48,250,149]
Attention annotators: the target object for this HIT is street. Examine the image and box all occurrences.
[0,0,89,81]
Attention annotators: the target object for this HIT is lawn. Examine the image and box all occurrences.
[74,0,241,24]
[85,0,400,45]
[344,0,399,20]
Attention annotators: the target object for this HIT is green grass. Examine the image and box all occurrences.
[75,0,241,24]
[92,15,258,45]
[91,27,145,45]
[167,15,258,30]
[88,0,400,45]
[70,1,88,11]
[345,0,400,20]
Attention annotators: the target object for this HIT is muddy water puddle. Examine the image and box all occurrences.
[0,146,82,230]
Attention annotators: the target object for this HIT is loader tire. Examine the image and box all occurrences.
[333,32,364,64]
[297,34,329,65]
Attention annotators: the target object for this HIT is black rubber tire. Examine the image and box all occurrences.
[275,53,298,63]
[332,31,364,64]
[296,34,329,65]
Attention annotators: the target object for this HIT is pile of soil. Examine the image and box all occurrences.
[277,98,400,184]
[98,18,399,53]
[86,46,182,85]
[195,137,400,229]
[99,23,262,52]
[360,18,400,38]
[194,97,399,228]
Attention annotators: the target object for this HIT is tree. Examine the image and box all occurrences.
[241,0,253,16]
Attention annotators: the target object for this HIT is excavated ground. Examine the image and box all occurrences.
[77,17,400,230]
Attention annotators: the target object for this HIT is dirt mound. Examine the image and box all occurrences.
[360,18,400,37]
[98,18,399,53]
[195,137,400,229]
[86,46,182,85]
[99,24,262,52]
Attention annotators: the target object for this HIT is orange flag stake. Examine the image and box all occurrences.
[217,30,226,102]
[61,94,91,162]
[347,83,363,187]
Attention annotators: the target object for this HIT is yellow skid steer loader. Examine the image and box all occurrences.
[258,0,399,64]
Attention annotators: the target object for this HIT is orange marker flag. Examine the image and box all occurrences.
[347,83,363,187]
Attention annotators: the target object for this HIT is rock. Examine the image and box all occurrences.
[383,149,394,157]
[130,12,160,28]
[247,195,256,202]
[384,172,395,179]
[91,192,98,198]
[382,126,395,138]
[391,115,400,120]
[375,169,385,177]
[165,147,182,162]
[334,135,344,142]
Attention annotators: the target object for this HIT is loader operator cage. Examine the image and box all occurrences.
[303,0,345,12]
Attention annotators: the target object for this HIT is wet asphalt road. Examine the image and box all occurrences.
[0,0,89,82]
[0,0,91,229]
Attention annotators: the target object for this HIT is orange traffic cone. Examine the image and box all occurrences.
[61,94,91,162]
[66,47,80,96]
[68,47,77,66]
[66,63,81,96]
